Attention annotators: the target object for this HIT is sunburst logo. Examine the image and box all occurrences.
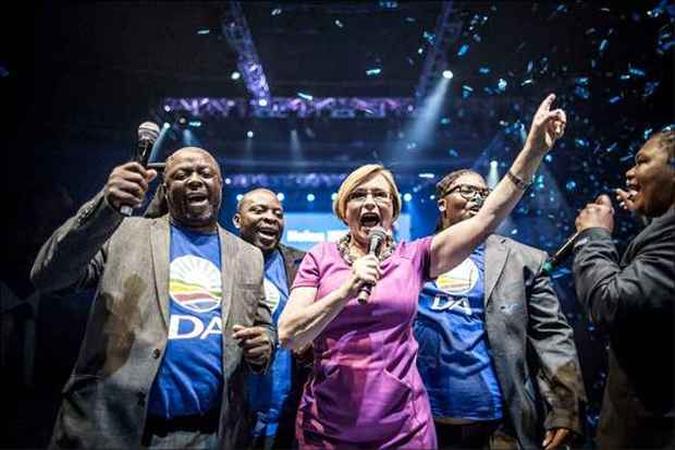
[436,257,479,295]
[169,255,222,313]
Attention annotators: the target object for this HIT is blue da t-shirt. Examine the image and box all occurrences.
[247,249,292,438]
[414,244,503,421]
[148,225,224,419]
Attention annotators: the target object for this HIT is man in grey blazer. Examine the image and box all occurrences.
[233,188,308,450]
[31,147,274,449]
[414,169,585,449]
[573,130,674,449]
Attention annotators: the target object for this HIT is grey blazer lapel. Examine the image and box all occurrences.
[218,227,235,325]
[150,217,171,328]
[484,234,509,306]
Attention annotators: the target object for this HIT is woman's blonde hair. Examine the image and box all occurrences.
[333,164,401,223]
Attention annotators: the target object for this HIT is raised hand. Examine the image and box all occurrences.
[526,93,567,153]
[575,194,615,233]
[105,162,157,212]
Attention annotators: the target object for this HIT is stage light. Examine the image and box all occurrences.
[258,98,268,107]
[490,160,499,168]
[224,177,232,185]
[331,193,338,201]
[418,172,435,179]
[236,194,243,202]
[442,70,454,80]
[188,120,202,128]
[162,122,171,129]
[277,193,285,201]
[230,71,241,81]
[306,193,316,202]
[403,193,413,202]
[163,105,171,112]
[246,130,254,138]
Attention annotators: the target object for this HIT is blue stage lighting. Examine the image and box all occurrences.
[230,71,241,81]
[403,193,413,202]
[246,130,254,138]
[306,193,316,202]
[442,70,454,80]
[277,193,285,201]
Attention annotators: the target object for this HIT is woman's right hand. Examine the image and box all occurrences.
[525,93,567,154]
[347,254,381,297]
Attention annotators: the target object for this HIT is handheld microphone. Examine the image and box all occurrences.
[120,121,161,216]
[542,230,581,275]
[357,226,388,304]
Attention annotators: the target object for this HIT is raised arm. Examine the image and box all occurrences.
[30,162,156,293]
[430,94,566,278]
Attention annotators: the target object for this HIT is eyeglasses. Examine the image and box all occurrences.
[347,189,392,205]
[442,184,491,201]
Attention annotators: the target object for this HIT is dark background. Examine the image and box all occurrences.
[1,1,672,447]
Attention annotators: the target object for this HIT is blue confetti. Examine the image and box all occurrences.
[297,92,313,101]
[575,138,590,148]
[461,84,474,99]
[365,68,382,76]
[497,78,508,92]
[521,79,534,86]
[478,67,491,75]
[574,85,590,99]
[565,180,577,191]
[606,142,618,153]
[271,7,282,16]
[406,57,415,66]
[544,154,553,163]
[643,128,654,140]
[457,44,469,57]
[526,60,534,73]
[334,19,344,28]
[608,95,622,104]
[404,16,416,23]
[448,149,459,157]
[599,39,609,52]
[440,117,451,125]
[628,66,647,77]
[423,31,436,45]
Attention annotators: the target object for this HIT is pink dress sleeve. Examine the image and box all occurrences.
[291,243,324,290]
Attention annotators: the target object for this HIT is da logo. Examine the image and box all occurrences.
[169,255,222,313]
[436,257,479,295]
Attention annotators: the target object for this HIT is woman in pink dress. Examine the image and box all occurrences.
[278,94,567,449]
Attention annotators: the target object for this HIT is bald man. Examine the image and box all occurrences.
[31,147,274,449]
[233,188,307,450]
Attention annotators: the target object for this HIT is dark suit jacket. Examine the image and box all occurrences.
[270,244,307,448]
[30,191,274,449]
[573,208,675,449]
[484,235,585,448]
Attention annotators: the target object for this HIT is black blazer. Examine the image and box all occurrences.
[573,208,675,449]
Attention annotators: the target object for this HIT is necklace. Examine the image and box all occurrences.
[336,233,396,265]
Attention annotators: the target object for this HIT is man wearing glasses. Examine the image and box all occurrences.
[413,169,585,449]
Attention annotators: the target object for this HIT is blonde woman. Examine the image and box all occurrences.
[278,94,567,449]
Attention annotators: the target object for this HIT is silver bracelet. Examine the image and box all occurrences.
[506,170,532,191]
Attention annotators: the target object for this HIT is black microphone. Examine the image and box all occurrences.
[542,230,581,275]
[357,226,389,304]
[120,121,161,216]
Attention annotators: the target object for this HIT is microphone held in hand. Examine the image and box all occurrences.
[357,226,389,304]
[120,121,161,216]
[542,230,581,275]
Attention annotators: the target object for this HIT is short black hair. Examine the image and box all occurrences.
[435,169,484,197]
